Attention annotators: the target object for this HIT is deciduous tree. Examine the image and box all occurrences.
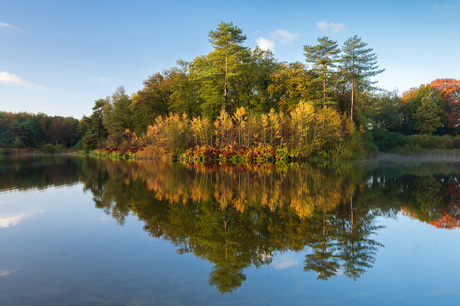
[430,79,460,134]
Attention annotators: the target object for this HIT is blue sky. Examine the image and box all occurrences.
[1,0,459,119]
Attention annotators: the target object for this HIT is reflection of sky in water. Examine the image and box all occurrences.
[0,211,44,228]
[1,157,460,305]
[0,268,18,277]
[272,254,299,270]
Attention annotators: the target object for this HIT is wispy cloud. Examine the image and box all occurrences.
[0,268,18,277]
[0,211,44,228]
[317,20,347,34]
[270,30,299,44]
[433,2,460,10]
[0,72,44,89]
[0,22,19,32]
[272,255,299,270]
[255,29,299,53]
[256,37,276,52]
[94,77,109,84]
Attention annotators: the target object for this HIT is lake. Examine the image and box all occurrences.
[1,155,459,305]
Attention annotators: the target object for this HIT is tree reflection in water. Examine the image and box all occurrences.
[79,160,382,292]
[3,156,460,293]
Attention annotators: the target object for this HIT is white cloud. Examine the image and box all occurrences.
[256,29,299,53]
[0,23,19,32]
[317,20,347,34]
[0,211,44,228]
[0,268,18,277]
[0,72,44,89]
[270,30,299,44]
[256,37,276,52]
[272,255,299,270]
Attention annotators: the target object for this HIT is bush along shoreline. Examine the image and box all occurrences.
[79,100,374,163]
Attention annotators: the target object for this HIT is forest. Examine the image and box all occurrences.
[1,22,460,159]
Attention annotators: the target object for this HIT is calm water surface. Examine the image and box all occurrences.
[0,155,460,305]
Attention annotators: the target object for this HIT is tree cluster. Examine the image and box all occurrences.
[0,111,80,150]
[79,21,386,157]
[366,79,460,153]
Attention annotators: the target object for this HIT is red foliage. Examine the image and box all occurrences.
[431,79,460,131]
[430,212,460,229]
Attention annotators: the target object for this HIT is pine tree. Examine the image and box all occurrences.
[340,35,384,122]
[304,37,341,107]
[205,22,250,113]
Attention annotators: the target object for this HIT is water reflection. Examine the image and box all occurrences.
[0,211,45,228]
[2,155,460,294]
[0,155,83,192]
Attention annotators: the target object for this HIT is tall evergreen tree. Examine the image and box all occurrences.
[304,36,341,107]
[203,21,250,114]
[340,35,384,121]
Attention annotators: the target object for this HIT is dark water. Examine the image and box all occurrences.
[0,155,459,305]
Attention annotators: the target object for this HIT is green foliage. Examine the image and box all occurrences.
[340,35,384,121]
[131,72,171,134]
[193,21,250,114]
[168,61,202,118]
[41,143,56,153]
[73,137,84,151]
[11,119,38,147]
[304,36,341,106]
[401,85,444,134]
[103,86,133,147]
[268,62,318,112]
[365,91,403,132]
[373,131,412,152]
[12,136,24,148]
[408,134,455,150]
[373,131,459,153]
[241,48,278,112]
[83,134,100,152]
[414,97,443,134]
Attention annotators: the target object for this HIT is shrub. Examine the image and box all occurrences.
[373,131,412,152]
[439,135,454,149]
[408,134,454,150]
[41,143,56,153]
[408,134,436,149]
[454,137,460,149]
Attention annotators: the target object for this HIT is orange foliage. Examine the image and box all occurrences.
[430,79,460,130]
[430,213,460,230]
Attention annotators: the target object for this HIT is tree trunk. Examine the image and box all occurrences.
[351,78,354,122]
[223,55,228,111]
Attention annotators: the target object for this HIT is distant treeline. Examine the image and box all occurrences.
[1,22,460,157]
[0,111,81,151]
